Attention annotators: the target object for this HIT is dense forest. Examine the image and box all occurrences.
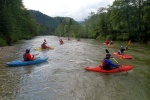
[29,10,89,38]
[0,0,149,47]
[30,0,150,42]
[0,0,81,47]
[29,10,80,37]
[0,0,41,46]
[81,0,150,42]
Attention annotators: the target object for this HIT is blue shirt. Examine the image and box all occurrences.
[105,58,118,67]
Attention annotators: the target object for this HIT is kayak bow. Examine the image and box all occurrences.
[114,52,132,59]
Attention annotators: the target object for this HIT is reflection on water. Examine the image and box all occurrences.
[0,36,150,100]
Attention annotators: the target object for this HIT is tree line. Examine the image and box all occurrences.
[0,0,41,46]
[29,10,80,36]
[81,0,150,42]
[37,0,150,43]
[0,0,81,47]
[0,0,149,47]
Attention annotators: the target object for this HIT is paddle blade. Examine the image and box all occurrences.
[105,49,109,53]
[128,40,131,45]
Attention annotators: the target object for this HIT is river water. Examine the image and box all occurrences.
[0,36,150,100]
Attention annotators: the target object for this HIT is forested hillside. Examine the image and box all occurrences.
[82,0,150,42]
[0,0,41,46]
[29,10,83,37]
[29,10,62,34]
[0,0,149,47]
[30,0,150,43]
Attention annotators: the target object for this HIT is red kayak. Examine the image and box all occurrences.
[114,52,132,59]
[85,65,133,73]
[103,40,110,45]
[103,42,108,45]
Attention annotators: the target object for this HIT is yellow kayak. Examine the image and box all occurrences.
[107,44,114,47]
[34,46,55,51]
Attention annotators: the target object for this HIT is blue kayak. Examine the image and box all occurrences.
[6,57,48,67]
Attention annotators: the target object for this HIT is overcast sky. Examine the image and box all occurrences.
[22,0,114,21]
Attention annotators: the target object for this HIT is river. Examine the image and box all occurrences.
[0,36,150,100]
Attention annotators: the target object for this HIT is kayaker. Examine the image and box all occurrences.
[109,41,114,45]
[23,48,34,61]
[41,42,50,49]
[104,40,110,45]
[59,39,64,44]
[118,46,126,55]
[101,53,119,70]
[77,38,80,41]
[41,40,51,49]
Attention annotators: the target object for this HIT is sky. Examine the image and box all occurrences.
[22,0,114,21]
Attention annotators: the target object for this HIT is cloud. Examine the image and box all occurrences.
[23,0,114,21]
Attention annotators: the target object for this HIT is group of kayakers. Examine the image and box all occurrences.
[23,37,127,71]
[23,36,81,62]
[102,40,130,70]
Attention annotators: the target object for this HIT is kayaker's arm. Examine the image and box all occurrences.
[106,60,119,67]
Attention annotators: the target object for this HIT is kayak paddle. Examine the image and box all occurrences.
[125,40,131,50]
[58,36,64,44]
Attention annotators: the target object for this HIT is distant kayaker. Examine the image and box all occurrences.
[101,53,119,70]
[41,39,51,49]
[77,38,80,41]
[23,48,34,61]
[59,39,64,44]
[109,41,114,45]
[105,40,110,45]
[118,46,126,55]
[57,36,64,44]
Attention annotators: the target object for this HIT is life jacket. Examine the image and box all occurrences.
[60,39,64,44]
[102,59,111,70]
[23,53,29,61]
[41,43,47,49]
[102,59,106,67]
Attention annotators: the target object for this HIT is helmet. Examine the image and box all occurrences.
[106,53,111,59]
[43,42,46,44]
[120,46,123,48]
[26,48,30,53]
